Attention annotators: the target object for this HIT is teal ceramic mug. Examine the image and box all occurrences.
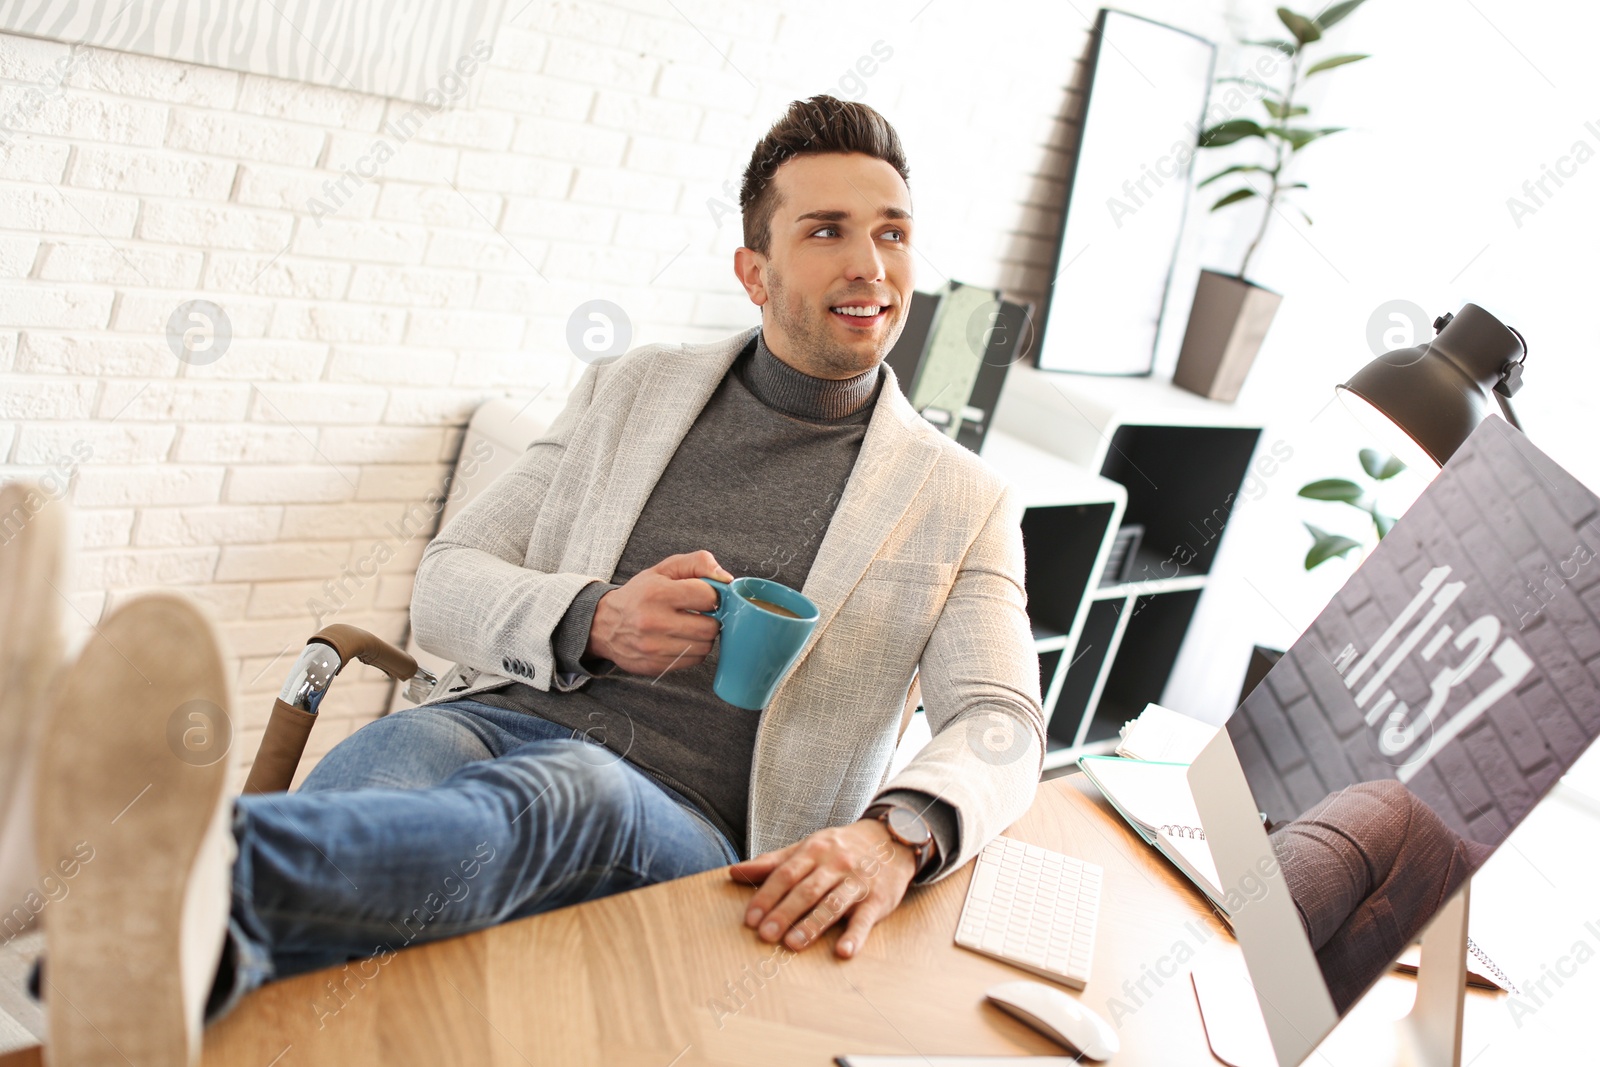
[697,576,820,710]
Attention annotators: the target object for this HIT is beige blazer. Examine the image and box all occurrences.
[410,326,1044,878]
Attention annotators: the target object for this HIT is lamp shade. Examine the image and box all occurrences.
[1336,303,1524,469]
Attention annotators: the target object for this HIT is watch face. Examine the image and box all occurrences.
[886,806,931,846]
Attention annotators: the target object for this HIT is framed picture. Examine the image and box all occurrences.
[1033,9,1214,376]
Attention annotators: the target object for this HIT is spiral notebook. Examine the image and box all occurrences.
[1393,936,1518,994]
[1077,754,1228,909]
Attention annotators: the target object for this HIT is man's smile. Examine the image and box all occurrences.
[828,303,890,329]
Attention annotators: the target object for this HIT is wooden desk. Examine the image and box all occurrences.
[2,773,1511,1066]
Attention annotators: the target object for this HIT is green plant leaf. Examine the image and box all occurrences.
[1263,100,1310,119]
[1199,119,1267,147]
[1243,38,1298,55]
[1358,448,1406,480]
[1306,534,1362,569]
[1266,125,1346,151]
[1314,0,1368,31]
[1371,508,1396,539]
[1277,7,1323,44]
[1197,163,1272,188]
[1303,523,1362,569]
[1299,478,1364,502]
[1305,53,1370,76]
[1211,188,1259,211]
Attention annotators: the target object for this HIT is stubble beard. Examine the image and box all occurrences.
[765,267,890,380]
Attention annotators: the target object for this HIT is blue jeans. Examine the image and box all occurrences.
[213,699,739,1019]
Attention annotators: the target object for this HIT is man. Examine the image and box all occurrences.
[13,94,1044,1061]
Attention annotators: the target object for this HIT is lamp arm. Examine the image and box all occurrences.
[1494,391,1523,432]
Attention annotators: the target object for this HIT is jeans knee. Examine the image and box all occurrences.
[299,706,493,793]
[498,741,641,827]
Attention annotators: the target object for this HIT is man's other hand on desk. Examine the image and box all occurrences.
[586,550,734,675]
[730,819,917,959]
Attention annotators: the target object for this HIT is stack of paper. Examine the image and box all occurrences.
[1115,703,1217,762]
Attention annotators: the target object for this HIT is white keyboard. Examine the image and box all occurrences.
[954,835,1102,989]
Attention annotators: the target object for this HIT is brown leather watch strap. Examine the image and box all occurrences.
[864,803,934,873]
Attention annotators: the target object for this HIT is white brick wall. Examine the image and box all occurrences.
[0,0,1225,790]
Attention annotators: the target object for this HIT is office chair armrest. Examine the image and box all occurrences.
[310,623,418,682]
[243,626,439,795]
[242,699,315,795]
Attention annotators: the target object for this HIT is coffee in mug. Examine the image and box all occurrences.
[745,597,800,619]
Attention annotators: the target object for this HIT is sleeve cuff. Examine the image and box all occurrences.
[551,580,619,678]
[873,789,961,884]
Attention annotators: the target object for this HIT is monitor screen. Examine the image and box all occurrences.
[1206,414,1600,1059]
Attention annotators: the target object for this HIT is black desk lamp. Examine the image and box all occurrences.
[1336,302,1528,471]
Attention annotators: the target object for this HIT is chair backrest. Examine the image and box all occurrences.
[391,398,549,712]
[437,398,551,529]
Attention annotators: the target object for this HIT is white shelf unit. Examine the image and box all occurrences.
[991,367,1266,765]
[977,429,1126,771]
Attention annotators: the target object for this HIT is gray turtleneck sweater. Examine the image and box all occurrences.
[471,332,958,876]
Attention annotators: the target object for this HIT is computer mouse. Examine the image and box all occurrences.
[985,979,1120,1060]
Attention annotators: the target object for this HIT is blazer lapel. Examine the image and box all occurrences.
[790,363,942,669]
[578,328,757,577]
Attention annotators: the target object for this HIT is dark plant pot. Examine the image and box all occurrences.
[1172,269,1283,403]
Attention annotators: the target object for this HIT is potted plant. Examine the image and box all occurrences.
[1172,0,1373,402]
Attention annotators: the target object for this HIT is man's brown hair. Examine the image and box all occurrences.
[738,94,910,256]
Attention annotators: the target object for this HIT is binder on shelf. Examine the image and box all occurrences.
[956,296,1033,455]
[881,283,1026,455]
[1097,524,1144,587]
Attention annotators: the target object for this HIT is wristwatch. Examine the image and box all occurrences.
[863,802,935,873]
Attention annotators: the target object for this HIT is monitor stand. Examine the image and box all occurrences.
[1396,880,1469,1067]
[1192,881,1470,1067]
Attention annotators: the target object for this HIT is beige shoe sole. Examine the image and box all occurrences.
[0,479,68,932]
[35,593,238,1067]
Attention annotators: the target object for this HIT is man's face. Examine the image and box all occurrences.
[735,152,914,380]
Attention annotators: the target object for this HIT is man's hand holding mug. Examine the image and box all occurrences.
[586,550,732,676]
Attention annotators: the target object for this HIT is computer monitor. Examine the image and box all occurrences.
[1189,414,1600,1064]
